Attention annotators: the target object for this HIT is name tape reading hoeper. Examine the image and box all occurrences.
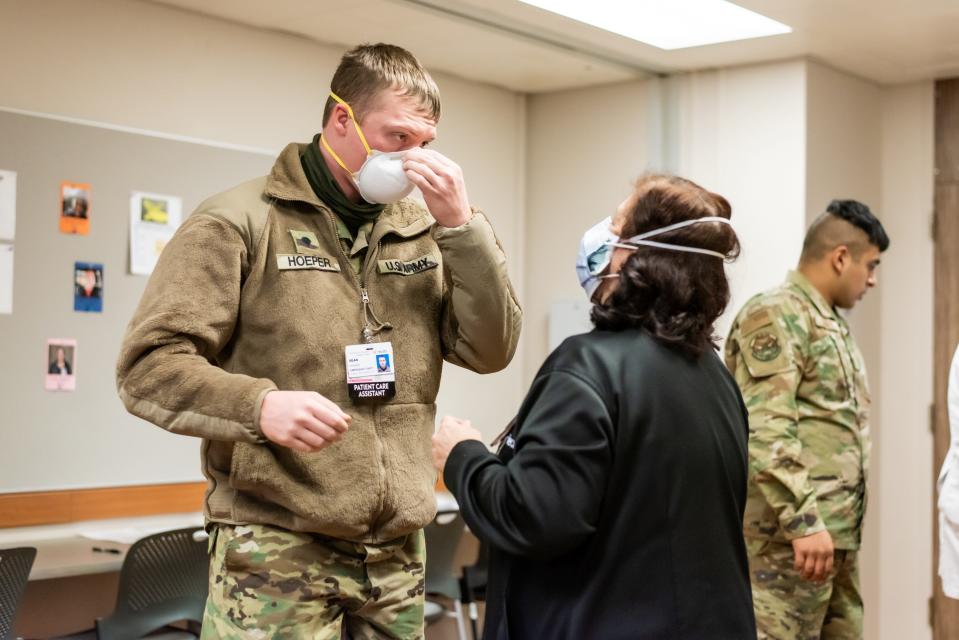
[345,342,396,400]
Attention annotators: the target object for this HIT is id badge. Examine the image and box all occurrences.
[345,342,396,401]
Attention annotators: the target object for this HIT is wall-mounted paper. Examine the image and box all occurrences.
[130,191,182,275]
[74,262,103,312]
[0,243,12,314]
[0,170,15,241]
[45,338,77,391]
[60,181,91,235]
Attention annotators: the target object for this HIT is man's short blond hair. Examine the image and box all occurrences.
[322,43,441,125]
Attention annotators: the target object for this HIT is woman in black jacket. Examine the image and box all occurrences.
[432,174,756,639]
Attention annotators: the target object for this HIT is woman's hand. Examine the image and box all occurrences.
[432,415,483,472]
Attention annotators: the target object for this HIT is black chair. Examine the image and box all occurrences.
[423,512,468,640]
[94,527,209,640]
[458,540,488,640]
[0,547,36,640]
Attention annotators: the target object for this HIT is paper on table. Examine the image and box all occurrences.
[0,243,12,314]
[435,491,459,513]
[78,513,205,545]
[0,170,15,241]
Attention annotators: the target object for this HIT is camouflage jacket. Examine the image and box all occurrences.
[724,271,870,550]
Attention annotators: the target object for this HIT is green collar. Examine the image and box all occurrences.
[787,270,845,325]
[333,215,374,257]
[300,133,383,234]
[264,141,435,244]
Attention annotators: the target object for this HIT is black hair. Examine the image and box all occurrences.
[825,200,890,252]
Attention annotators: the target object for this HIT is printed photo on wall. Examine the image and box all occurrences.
[45,338,77,392]
[74,262,103,312]
[130,191,182,275]
[59,181,91,235]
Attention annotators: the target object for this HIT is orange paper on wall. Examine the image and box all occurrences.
[59,181,90,235]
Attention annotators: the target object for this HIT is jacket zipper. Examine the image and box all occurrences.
[322,211,363,299]
[321,209,389,542]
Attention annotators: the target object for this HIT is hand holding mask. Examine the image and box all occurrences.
[402,147,472,228]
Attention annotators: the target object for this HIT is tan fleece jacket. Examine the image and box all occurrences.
[116,142,522,543]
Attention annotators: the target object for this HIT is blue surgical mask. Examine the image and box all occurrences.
[576,217,619,301]
[576,216,732,300]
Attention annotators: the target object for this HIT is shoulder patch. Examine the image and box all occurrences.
[740,319,793,378]
[749,331,782,362]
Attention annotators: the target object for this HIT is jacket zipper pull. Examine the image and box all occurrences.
[361,288,374,343]
[360,287,392,344]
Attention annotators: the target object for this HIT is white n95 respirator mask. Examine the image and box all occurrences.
[321,92,415,205]
[352,150,414,205]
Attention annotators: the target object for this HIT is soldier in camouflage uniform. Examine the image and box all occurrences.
[116,43,522,639]
[725,200,889,640]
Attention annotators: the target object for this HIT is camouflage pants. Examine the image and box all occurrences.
[200,523,426,640]
[747,540,863,640]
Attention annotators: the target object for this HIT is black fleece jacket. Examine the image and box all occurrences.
[445,329,756,640]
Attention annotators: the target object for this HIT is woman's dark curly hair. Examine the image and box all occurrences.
[591,174,740,359]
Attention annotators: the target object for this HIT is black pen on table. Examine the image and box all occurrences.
[92,546,122,554]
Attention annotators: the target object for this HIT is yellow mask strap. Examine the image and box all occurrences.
[330,91,372,155]
[320,134,356,177]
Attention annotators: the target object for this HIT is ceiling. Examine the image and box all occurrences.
[151,0,959,92]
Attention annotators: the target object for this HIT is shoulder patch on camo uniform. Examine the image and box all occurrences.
[739,308,792,378]
[749,331,782,362]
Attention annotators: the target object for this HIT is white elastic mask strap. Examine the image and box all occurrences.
[613,216,732,260]
[609,240,727,260]
[631,216,730,241]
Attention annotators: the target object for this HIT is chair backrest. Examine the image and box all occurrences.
[0,547,36,640]
[96,527,208,640]
[424,512,465,600]
[460,539,488,603]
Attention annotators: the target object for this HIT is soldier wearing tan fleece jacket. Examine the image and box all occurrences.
[117,43,521,639]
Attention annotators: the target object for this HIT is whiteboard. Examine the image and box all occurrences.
[0,109,273,492]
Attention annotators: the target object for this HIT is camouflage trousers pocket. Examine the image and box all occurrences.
[201,523,426,640]
[747,540,862,640]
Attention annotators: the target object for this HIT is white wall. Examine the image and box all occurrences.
[1,0,324,152]
[665,61,808,341]
[804,59,886,639]
[524,81,651,381]
[0,0,527,484]
[876,81,936,640]
[523,60,808,378]
[804,64,937,640]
